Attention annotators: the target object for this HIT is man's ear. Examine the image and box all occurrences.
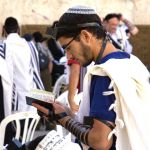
[2,26,6,37]
[17,27,20,35]
[80,30,92,44]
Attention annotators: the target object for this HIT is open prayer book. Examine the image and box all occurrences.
[35,130,81,150]
[26,89,56,107]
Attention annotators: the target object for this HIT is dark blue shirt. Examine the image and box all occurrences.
[89,51,130,150]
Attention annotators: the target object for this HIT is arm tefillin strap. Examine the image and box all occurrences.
[84,116,114,130]
[56,114,114,145]
[50,112,91,145]
[64,117,91,145]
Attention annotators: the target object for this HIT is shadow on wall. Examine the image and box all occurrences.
[130,25,150,71]
[21,25,150,71]
[21,25,47,35]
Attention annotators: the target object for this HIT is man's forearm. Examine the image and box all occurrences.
[57,115,114,150]
[123,19,139,35]
[68,64,80,111]
[58,115,90,145]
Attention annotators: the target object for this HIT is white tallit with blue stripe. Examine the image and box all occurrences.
[28,41,44,90]
[2,34,44,113]
[77,54,150,150]
[0,43,12,117]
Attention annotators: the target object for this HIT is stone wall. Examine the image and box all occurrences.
[0,0,149,68]
[130,25,150,70]
[0,0,149,27]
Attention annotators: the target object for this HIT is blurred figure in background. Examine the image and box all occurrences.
[22,33,33,42]
[2,17,44,112]
[0,43,13,144]
[32,31,53,91]
[117,13,139,36]
[46,23,66,86]
[1,16,44,144]
[0,43,12,120]
[103,13,139,54]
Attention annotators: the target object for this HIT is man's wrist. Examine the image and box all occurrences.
[55,112,69,122]
[58,115,71,126]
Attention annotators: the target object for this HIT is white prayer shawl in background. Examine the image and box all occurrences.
[77,54,150,150]
[111,25,133,54]
[28,41,44,90]
[0,44,12,117]
[4,33,44,112]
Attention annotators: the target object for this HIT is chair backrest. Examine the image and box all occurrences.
[53,74,68,98]
[0,111,40,149]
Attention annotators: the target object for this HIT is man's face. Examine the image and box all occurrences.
[58,33,94,67]
[105,17,119,34]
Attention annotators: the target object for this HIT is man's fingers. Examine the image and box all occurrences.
[32,102,49,115]
[32,101,68,115]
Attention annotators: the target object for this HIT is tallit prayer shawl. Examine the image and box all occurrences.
[2,34,44,112]
[0,44,12,118]
[28,42,44,90]
[77,54,150,150]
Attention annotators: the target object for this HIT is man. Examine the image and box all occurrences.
[32,31,53,91]
[46,22,66,86]
[0,43,12,119]
[103,13,138,54]
[0,43,15,144]
[2,17,44,112]
[32,6,150,150]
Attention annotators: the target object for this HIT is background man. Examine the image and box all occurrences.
[2,17,44,112]
[103,13,138,54]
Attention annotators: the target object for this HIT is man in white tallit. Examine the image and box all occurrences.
[31,6,150,150]
[2,17,44,113]
[0,44,12,119]
[103,13,139,54]
[0,43,15,144]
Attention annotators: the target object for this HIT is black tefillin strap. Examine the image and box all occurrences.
[63,116,91,145]
[37,108,90,145]
[53,22,102,39]
[94,37,116,130]
[84,116,114,130]
[95,36,108,64]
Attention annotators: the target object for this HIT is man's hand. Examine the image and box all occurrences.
[32,101,67,115]
[69,101,79,113]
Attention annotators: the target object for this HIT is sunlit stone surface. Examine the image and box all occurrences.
[0,0,149,33]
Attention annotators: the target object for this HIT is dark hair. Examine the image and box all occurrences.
[33,32,47,42]
[56,13,106,40]
[23,33,33,41]
[51,21,59,28]
[4,17,19,34]
[104,13,120,22]
[46,21,59,37]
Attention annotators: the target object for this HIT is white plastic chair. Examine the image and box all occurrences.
[0,111,40,149]
[53,74,68,98]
